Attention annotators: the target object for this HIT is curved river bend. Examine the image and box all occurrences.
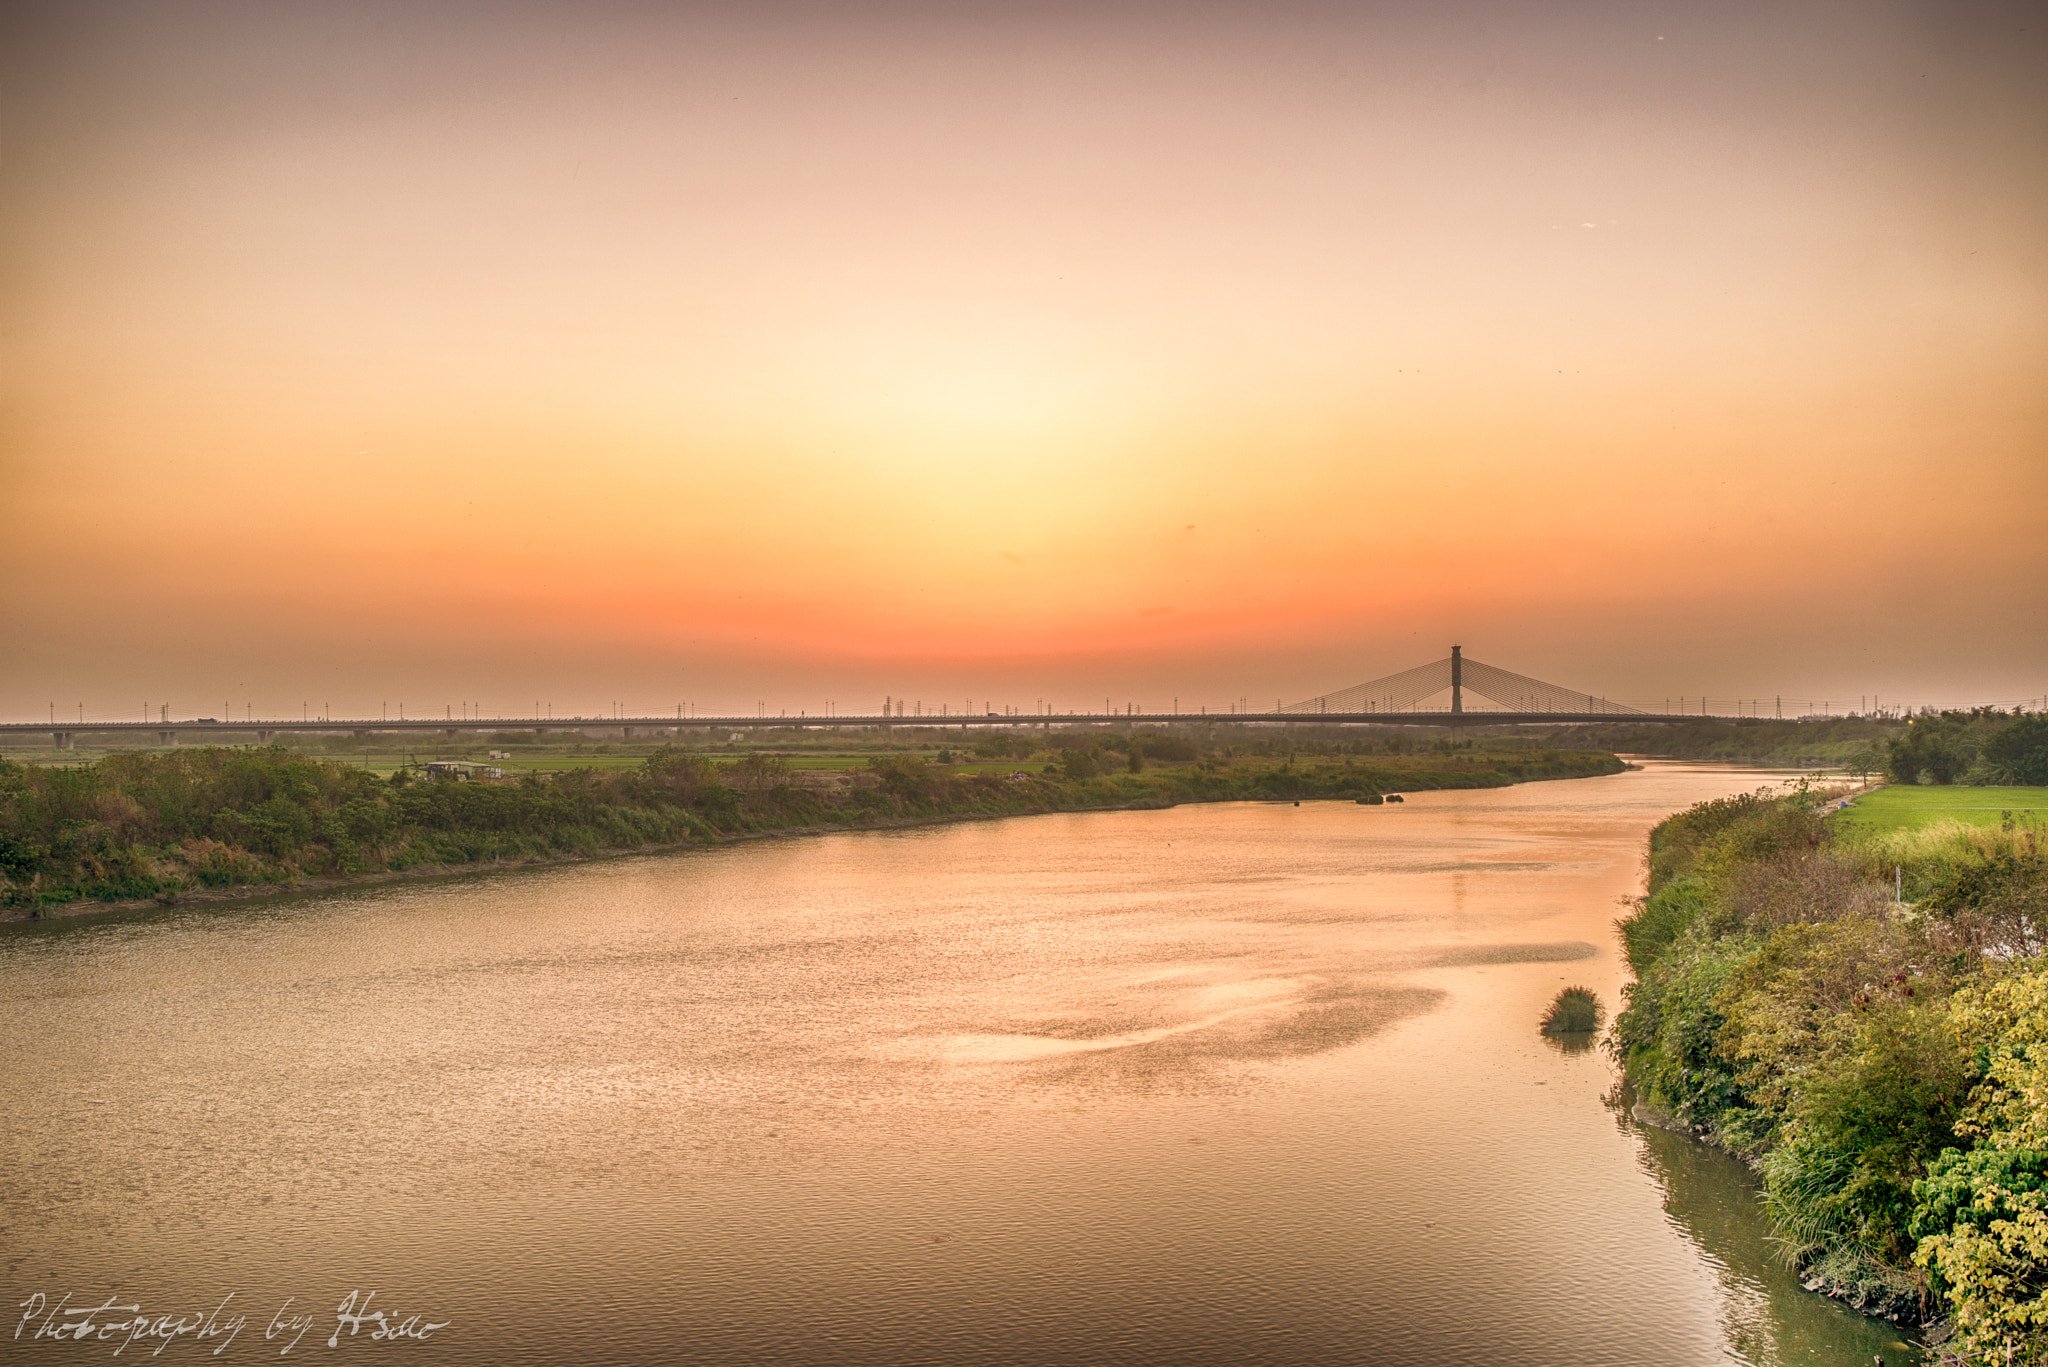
[2,761,1913,1365]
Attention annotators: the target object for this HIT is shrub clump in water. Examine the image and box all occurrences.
[1540,986,1604,1035]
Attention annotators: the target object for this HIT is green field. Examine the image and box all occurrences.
[1833,783,2048,833]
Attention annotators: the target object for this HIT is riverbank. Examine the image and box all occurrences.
[1528,715,1899,768]
[1610,783,2048,1361]
[0,742,1625,920]
[0,795,1212,923]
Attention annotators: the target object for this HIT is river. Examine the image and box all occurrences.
[1,760,1916,1365]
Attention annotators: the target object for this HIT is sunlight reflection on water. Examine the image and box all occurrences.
[1,762,1910,1365]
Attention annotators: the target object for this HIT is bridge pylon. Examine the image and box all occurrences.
[1450,645,1463,741]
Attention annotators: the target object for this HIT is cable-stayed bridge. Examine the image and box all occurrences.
[1279,646,1643,719]
[6,647,1701,748]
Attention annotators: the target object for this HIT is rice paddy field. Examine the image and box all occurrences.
[1833,783,2048,833]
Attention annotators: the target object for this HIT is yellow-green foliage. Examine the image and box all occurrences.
[1716,916,1924,1139]
[1920,1191,2048,1366]
[1950,966,2048,1156]
[1914,966,2048,1365]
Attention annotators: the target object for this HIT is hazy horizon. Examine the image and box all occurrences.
[5,0,2044,724]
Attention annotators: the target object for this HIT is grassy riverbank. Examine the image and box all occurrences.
[1612,783,2048,1362]
[0,737,1623,915]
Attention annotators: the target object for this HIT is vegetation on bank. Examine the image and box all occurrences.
[1611,783,2048,1362]
[1531,708,2048,786]
[1529,715,1904,768]
[0,738,1624,911]
[1885,710,2048,788]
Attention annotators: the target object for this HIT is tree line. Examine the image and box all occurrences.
[1885,709,2048,786]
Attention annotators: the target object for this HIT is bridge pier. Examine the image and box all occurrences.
[159,731,176,746]
[256,730,272,744]
[444,728,458,738]
[53,731,73,750]
[352,729,368,740]
[622,726,634,738]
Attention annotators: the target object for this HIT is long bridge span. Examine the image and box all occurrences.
[4,649,1734,749]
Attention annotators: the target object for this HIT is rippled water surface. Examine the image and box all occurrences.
[3,762,1916,1364]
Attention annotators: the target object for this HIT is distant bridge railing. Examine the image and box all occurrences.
[2,709,1710,749]
[0,645,1773,748]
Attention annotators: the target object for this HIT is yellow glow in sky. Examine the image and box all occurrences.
[3,1,2044,718]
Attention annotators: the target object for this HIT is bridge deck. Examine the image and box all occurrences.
[6,711,1713,740]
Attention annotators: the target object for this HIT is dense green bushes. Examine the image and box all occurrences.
[1539,715,1901,768]
[1536,708,2048,783]
[1612,787,2048,1358]
[1982,715,2048,786]
[1888,709,2048,786]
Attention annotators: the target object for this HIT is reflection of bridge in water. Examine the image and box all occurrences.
[7,646,1710,749]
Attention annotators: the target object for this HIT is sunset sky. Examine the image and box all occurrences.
[4,0,2044,722]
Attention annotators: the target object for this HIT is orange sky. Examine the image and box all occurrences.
[4,0,2044,721]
